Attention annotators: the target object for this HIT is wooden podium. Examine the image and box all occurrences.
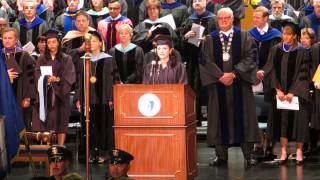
[114,84,197,180]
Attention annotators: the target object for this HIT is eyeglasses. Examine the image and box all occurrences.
[217,16,232,20]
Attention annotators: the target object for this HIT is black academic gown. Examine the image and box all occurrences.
[180,11,217,92]
[109,44,144,83]
[75,52,120,152]
[249,27,282,102]
[199,28,260,146]
[3,49,35,131]
[33,53,76,133]
[143,60,187,84]
[262,44,311,142]
[310,44,320,129]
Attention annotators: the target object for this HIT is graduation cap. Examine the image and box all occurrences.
[108,149,134,165]
[152,34,173,48]
[47,145,73,163]
[149,25,171,42]
[43,29,64,41]
[281,20,300,35]
[88,30,106,51]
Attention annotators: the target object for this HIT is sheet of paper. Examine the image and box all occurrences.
[252,82,263,93]
[276,96,299,111]
[157,14,176,30]
[40,66,53,76]
[22,41,35,54]
[187,23,205,47]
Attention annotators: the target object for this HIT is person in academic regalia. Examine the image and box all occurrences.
[61,11,95,54]
[12,0,49,46]
[199,8,260,167]
[2,27,35,131]
[53,0,67,15]
[33,29,76,145]
[75,31,120,163]
[262,22,311,165]
[301,0,320,41]
[250,6,282,100]
[132,0,177,53]
[160,0,188,33]
[109,24,144,83]
[297,0,314,23]
[35,0,55,28]
[31,35,47,60]
[181,0,216,124]
[54,0,81,33]
[269,0,297,31]
[97,0,132,51]
[248,6,282,161]
[143,35,187,84]
[87,0,109,29]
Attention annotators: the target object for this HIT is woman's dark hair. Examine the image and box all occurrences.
[44,37,64,61]
[35,36,46,54]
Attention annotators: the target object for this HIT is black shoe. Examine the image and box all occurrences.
[278,156,288,165]
[209,157,227,166]
[245,157,258,168]
[296,160,304,165]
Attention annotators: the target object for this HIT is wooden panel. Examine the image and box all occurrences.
[186,123,197,179]
[115,128,188,180]
[114,84,191,126]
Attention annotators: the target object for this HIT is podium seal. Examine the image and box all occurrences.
[138,93,161,117]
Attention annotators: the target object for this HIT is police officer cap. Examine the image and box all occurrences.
[108,149,134,164]
[47,145,72,162]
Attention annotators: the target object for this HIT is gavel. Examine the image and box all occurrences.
[26,131,57,145]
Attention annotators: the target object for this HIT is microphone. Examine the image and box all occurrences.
[150,60,156,77]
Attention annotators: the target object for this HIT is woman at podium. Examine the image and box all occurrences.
[142,35,187,84]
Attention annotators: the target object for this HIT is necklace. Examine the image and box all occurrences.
[90,61,98,84]
[219,32,233,61]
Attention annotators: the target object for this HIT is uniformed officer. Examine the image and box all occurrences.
[48,145,73,180]
[106,149,134,180]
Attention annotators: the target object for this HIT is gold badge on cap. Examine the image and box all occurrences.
[52,147,58,155]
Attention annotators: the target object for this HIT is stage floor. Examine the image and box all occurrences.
[8,142,320,180]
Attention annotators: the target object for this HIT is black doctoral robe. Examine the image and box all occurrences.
[12,17,49,46]
[3,48,36,130]
[75,52,120,151]
[33,53,76,133]
[109,43,144,83]
[199,28,260,145]
[249,26,282,102]
[180,10,217,92]
[262,44,311,142]
[309,44,320,129]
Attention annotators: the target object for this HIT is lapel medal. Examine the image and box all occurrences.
[223,52,230,61]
